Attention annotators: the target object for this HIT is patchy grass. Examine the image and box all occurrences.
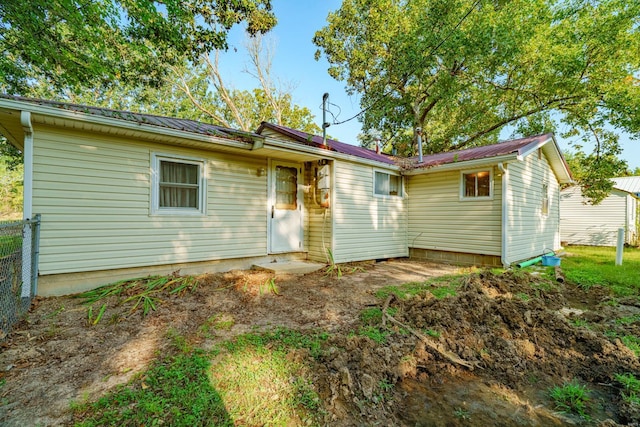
[615,373,640,406]
[198,314,235,338]
[360,307,397,325]
[355,326,389,343]
[72,329,325,426]
[211,332,321,425]
[621,336,640,357]
[374,274,465,300]
[561,246,640,296]
[549,380,591,419]
[425,329,441,338]
[72,350,229,426]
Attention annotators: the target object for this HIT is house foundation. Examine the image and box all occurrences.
[409,248,501,267]
[37,253,308,296]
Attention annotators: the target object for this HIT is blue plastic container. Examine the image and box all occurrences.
[541,255,561,266]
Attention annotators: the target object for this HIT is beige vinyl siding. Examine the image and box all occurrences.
[560,186,628,246]
[506,153,560,263]
[304,165,332,262]
[407,169,502,256]
[332,161,407,262]
[307,206,332,262]
[33,126,268,275]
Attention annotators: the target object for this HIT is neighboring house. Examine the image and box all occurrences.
[0,95,572,296]
[560,177,640,247]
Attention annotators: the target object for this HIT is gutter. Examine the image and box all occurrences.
[20,111,33,220]
[20,111,35,297]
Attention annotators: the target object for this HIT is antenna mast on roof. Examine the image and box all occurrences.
[322,93,330,146]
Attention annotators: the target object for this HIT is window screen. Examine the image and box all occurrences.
[375,171,402,196]
[463,171,490,198]
[159,160,200,209]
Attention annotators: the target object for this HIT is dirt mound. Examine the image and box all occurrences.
[2,264,640,426]
[398,271,638,386]
[310,270,640,426]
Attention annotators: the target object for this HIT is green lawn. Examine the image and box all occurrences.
[72,329,325,427]
[561,246,640,297]
[0,233,22,256]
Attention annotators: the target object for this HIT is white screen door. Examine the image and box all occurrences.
[269,161,303,253]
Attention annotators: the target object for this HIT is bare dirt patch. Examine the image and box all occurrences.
[1,261,639,426]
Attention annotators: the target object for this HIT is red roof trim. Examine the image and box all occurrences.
[415,134,555,168]
[257,122,397,165]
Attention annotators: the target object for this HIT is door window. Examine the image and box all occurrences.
[275,166,297,210]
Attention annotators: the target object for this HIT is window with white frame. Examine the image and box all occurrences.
[152,154,205,214]
[542,183,549,215]
[461,170,491,199]
[374,171,403,197]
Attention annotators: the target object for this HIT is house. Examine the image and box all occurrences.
[560,177,640,246]
[259,124,572,268]
[0,95,572,296]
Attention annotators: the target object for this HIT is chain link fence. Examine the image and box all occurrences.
[0,215,40,339]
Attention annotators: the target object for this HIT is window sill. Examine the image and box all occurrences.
[459,196,493,201]
[150,209,206,217]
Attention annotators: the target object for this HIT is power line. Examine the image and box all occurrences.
[328,0,482,127]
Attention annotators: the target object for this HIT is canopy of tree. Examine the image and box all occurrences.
[314,0,640,202]
[0,0,276,92]
[0,31,320,167]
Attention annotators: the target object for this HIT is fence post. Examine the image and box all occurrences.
[616,227,624,266]
[21,220,32,299]
[31,214,41,296]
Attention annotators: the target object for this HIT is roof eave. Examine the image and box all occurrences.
[263,137,400,170]
[404,154,520,175]
[0,98,258,151]
[515,134,573,184]
[517,133,554,158]
[541,135,573,184]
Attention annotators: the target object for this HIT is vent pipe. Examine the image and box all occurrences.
[416,127,423,163]
[322,93,330,146]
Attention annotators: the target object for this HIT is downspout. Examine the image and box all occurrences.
[498,162,508,267]
[20,111,33,220]
[20,111,35,297]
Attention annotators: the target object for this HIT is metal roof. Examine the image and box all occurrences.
[613,176,640,195]
[1,95,572,181]
[256,122,397,165]
[416,134,555,168]
[0,94,261,143]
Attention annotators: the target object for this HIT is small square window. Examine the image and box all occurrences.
[375,171,402,197]
[462,170,491,198]
[152,154,205,215]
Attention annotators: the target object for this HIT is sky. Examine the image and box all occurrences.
[216,0,639,170]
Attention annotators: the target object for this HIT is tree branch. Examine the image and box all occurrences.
[452,96,581,149]
[202,53,249,131]
[170,65,232,128]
